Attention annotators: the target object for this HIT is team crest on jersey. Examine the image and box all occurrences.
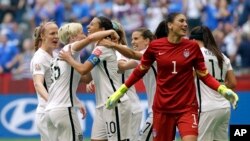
[93,48,102,57]
[183,49,190,58]
[35,64,41,71]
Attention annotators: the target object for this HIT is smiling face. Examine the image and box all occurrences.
[131,31,149,51]
[87,17,103,35]
[168,14,188,37]
[41,23,59,50]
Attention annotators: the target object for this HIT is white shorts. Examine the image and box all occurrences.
[91,100,142,141]
[138,112,153,141]
[198,108,230,141]
[46,107,83,141]
[36,113,49,141]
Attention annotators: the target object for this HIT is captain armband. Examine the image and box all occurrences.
[87,54,100,67]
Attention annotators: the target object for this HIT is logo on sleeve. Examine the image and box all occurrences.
[35,64,41,71]
[183,49,190,58]
[158,52,166,55]
[93,48,102,57]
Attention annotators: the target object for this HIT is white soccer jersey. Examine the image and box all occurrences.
[196,47,231,112]
[30,48,55,113]
[136,49,157,114]
[116,51,142,112]
[46,44,81,110]
[91,46,129,108]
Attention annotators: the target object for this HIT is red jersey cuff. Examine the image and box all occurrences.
[199,73,220,91]
[125,65,148,88]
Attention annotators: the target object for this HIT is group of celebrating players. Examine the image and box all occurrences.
[30,12,239,141]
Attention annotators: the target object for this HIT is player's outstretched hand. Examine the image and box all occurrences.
[218,85,239,109]
[97,39,115,48]
[106,84,128,109]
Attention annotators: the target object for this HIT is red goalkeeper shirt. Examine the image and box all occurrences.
[141,37,206,113]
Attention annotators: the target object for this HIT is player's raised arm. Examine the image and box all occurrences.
[72,29,118,52]
[195,61,239,109]
[98,39,142,60]
[58,23,118,52]
[59,46,93,75]
[58,23,118,76]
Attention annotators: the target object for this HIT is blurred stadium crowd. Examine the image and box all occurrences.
[0,0,250,81]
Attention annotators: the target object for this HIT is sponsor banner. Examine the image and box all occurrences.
[0,92,249,138]
[0,94,149,138]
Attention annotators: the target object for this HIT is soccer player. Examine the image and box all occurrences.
[106,12,239,141]
[30,21,59,141]
[190,25,237,141]
[111,21,143,141]
[45,22,117,141]
[99,27,156,141]
[59,16,141,141]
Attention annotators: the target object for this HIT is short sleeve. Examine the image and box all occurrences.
[140,43,155,67]
[30,59,47,76]
[63,43,81,58]
[116,51,128,62]
[92,46,113,61]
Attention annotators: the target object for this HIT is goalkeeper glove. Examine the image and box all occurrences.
[106,84,128,109]
[217,85,239,109]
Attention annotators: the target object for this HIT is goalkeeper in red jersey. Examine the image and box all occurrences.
[106,12,239,141]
